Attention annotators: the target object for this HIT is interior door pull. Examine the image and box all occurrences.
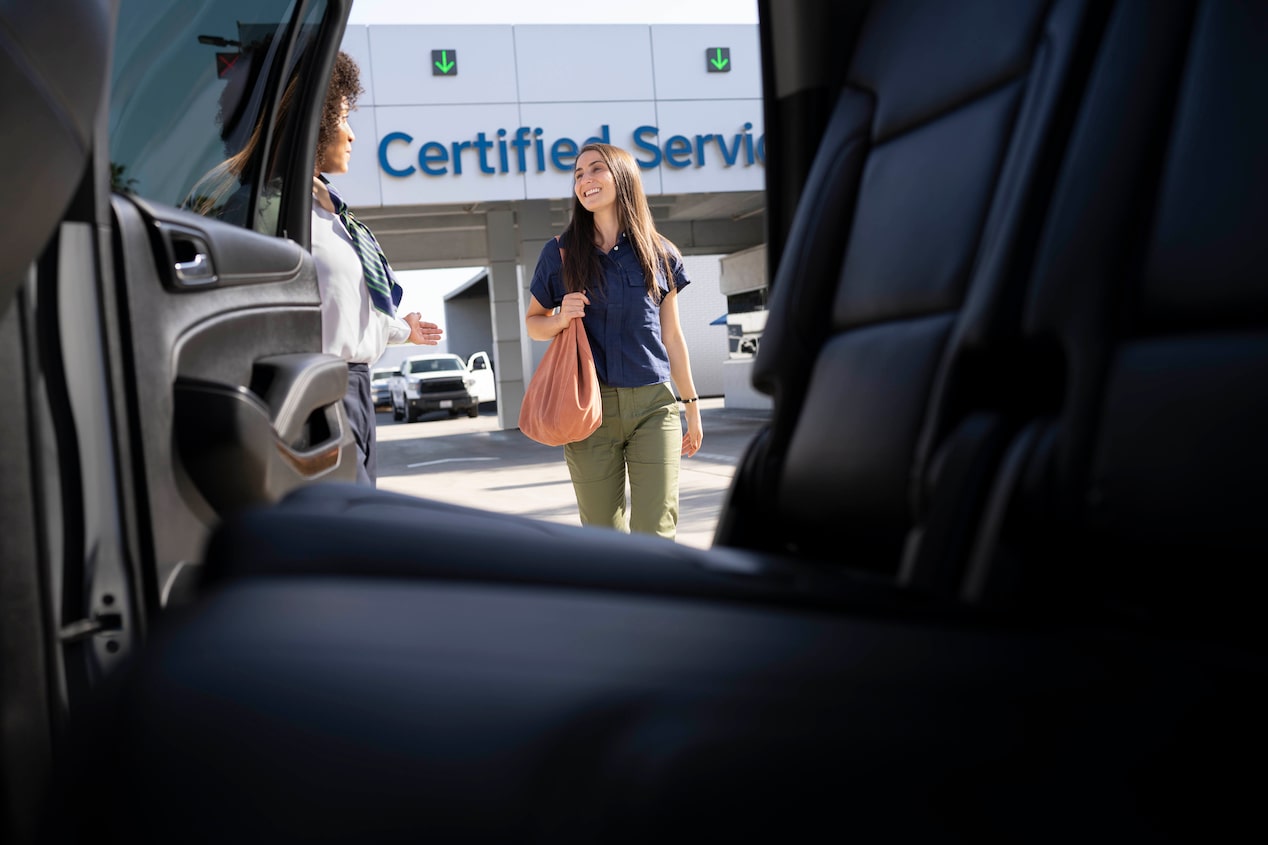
[175,250,214,282]
[163,224,219,287]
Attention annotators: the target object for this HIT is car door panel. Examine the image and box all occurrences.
[133,198,309,292]
[89,0,356,616]
[0,0,361,838]
[110,188,354,606]
[175,352,353,515]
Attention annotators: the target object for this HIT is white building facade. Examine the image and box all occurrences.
[335,24,770,425]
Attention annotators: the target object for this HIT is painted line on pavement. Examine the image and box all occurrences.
[407,457,502,468]
[691,452,737,463]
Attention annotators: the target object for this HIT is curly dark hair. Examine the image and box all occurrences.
[316,51,363,165]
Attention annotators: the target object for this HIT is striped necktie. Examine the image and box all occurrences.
[323,178,403,318]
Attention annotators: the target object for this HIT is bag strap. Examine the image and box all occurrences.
[555,234,570,305]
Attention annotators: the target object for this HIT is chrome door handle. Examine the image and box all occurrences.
[175,250,214,282]
[162,224,219,288]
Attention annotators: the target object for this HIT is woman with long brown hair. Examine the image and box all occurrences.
[526,143,703,540]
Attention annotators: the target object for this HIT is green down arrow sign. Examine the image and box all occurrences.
[707,47,730,72]
[432,49,457,76]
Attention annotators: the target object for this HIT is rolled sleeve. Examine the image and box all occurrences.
[669,250,691,294]
[386,316,412,345]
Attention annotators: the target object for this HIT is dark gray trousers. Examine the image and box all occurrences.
[344,363,376,487]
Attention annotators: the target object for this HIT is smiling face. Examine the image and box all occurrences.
[317,98,355,175]
[574,149,616,214]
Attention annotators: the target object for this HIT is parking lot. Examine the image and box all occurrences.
[374,397,770,549]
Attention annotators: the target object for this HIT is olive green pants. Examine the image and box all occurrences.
[564,382,681,540]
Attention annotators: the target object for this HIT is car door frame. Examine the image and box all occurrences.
[17,0,357,725]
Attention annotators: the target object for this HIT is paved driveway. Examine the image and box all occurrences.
[374,398,770,549]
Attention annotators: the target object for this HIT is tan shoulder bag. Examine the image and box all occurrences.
[518,239,603,446]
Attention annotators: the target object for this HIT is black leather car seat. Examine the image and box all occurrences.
[717,0,1109,591]
[0,0,109,300]
[65,4,1268,842]
[961,0,1268,634]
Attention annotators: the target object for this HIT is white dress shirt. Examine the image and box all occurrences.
[311,205,410,364]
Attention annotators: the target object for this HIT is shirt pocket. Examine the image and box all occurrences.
[534,270,563,308]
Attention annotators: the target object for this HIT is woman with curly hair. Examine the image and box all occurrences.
[525,143,703,540]
[311,51,442,486]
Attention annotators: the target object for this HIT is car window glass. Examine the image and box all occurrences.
[409,359,461,374]
[108,0,328,234]
[253,0,329,235]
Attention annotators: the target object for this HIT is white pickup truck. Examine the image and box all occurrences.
[388,352,494,422]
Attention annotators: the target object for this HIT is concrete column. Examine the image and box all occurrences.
[513,199,558,421]
[484,209,523,430]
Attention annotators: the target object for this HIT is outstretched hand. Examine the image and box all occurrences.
[403,312,442,345]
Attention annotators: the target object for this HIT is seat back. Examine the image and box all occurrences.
[0,0,109,298]
[963,0,1268,631]
[718,0,1106,581]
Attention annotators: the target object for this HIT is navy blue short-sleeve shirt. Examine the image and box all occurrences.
[529,233,690,388]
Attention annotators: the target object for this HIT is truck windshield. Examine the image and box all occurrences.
[408,359,463,374]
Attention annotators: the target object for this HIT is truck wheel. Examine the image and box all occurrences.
[467,405,479,418]
[407,404,419,423]
[392,397,404,421]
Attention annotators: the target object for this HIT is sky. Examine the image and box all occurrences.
[351,0,760,358]
[347,0,758,26]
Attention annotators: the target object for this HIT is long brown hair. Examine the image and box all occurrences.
[185,70,301,217]
[561,143,678,304]
[185,51,361,217]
